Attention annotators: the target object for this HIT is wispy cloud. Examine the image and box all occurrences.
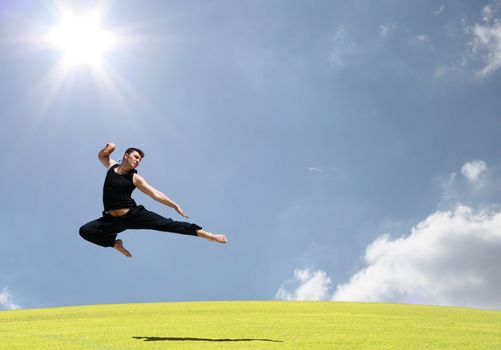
[380,22,396,37]
[471,22,501,76]
[416,34,431,44]
[481,1,501,22]
[308,167,323,173]
[276,268,332,301]
[439,160,490,208]
[439,171,459,206]
[0,288,20,310]
[437,1,501,79]
[328,27,363,69]
[434,5,446,17]
[469,1,501,77]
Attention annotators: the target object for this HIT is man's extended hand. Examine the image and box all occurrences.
[175,206,189,218]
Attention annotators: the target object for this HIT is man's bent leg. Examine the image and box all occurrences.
[80,218,132,257]
[79,216,125,248]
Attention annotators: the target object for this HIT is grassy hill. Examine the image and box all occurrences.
[1,301,500,349]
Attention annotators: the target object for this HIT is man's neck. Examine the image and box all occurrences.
[116,163,134,174]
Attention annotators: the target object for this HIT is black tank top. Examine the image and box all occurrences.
[102,164,138,211]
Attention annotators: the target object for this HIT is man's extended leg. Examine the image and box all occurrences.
[126,206,227,243]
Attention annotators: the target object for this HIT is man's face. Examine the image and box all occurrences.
[124,151,142,168]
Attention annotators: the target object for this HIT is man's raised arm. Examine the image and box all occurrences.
[98,143,118,169]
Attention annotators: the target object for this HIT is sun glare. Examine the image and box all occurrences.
[34,3,143,117]
[49,10,116,67]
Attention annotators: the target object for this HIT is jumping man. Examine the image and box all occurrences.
[79,143,228,257]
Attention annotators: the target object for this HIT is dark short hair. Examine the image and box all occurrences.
[125,147,145,159]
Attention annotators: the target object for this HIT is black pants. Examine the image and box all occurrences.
[79,205,201,248]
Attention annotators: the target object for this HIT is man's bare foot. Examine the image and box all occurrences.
[208,233,228,243]
[114,239,132,257]
[197,230,228,244]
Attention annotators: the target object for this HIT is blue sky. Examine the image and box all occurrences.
[1,0,501,310]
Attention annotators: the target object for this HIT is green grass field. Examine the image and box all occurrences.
[1,301,500,349]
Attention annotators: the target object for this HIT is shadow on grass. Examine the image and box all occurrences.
[133,336,283,343]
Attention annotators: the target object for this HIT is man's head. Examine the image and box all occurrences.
[122,147,144,169]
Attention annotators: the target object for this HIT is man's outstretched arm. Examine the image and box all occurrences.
[98,143,118,169]
[133,174,189,218]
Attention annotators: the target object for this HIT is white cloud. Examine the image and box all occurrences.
[0,288,20,310]
[276,268,332,301]
[461,160,488,186]
[332,205,501,309]
[308,167,323,173]
[278,203,501,309]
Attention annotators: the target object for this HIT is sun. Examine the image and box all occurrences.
[49,9,116,68]
[33,2,143,117]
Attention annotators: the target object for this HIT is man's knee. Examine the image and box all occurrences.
[79,225,92,240]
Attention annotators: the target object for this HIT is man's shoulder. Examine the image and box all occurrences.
[128,169,139,180]
[106,162,119,170]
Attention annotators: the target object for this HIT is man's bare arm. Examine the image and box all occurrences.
[133,174,189,218]
[98,143,118,169]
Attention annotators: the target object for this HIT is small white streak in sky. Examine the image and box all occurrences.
[434,5,445,17]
